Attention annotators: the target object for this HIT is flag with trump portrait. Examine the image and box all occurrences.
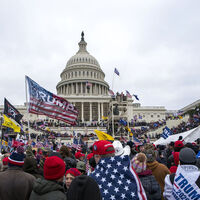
[26,76,78,125]
[90,155,147,200]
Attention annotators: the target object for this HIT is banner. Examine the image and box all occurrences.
[4,98,23,124]
[26,76,78,125]
[94,130,114,141]
[2,114,20,133]
[170,165,200,200]
[161,126,172,139]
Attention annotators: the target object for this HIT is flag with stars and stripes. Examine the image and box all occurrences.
[90,155,147,200]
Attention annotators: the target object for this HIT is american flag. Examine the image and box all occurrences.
[132,135,143,146]
[114,68,120,76]
[108,89,115,96]
[90,155,147,200]
[126,90,132,98]
[26,76,78,125]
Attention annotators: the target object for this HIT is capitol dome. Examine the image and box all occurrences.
[56,32,110,122]
[66,33,100,68]
[57,32,109,97]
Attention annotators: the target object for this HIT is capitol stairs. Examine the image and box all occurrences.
[147,115,190,137]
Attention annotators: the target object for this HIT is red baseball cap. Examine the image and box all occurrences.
[87,153,94,160]
[174,141,184,148]
[93,140,115,155]
[75,152,85,159]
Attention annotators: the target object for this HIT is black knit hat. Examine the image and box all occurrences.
[67,175,102,200]
[179,147,196,164]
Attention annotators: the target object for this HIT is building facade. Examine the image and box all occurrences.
[56,32,110,123]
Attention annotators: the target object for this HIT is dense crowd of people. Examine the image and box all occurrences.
[1,134,200,199]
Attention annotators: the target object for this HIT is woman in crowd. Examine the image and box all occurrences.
[65,168,81,191]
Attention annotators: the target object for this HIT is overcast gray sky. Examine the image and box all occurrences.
[0,0,200,110]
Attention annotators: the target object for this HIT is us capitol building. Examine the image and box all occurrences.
[56,32,110,123]
[0,32,171,137]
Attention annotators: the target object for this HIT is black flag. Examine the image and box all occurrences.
[4,98,23,125]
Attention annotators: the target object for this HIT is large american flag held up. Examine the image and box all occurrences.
[26,76,78,125]
[90,155,147,200]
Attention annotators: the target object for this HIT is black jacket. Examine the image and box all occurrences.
[29,178,66,200]
[138,169,162,200]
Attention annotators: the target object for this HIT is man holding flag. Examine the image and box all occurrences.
[90,140,147,200]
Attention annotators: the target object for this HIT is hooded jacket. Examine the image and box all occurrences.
[29,178,66,200]
[147,160,170,198]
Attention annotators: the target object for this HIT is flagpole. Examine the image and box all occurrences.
[25,76,30,140]
[0,115,3,153]
[111,71,115,137]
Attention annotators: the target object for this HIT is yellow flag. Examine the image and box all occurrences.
[2,114,20,133]
[102,116,108,120]
[94,130,114,141]
[178,115,183,119]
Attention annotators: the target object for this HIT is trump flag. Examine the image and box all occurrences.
[26,76,78,125]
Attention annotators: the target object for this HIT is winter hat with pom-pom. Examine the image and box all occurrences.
[132,153,147,173]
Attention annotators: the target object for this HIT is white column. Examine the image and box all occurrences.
[81,82,83,94]
[76,83,78,94]
[99,85,101,95]
[90,84,92,95]
[95,83,97,95]
[101,103,104,117]
[98,102,100,121]
[72,83,74,94]
[81,102,84,122]
[67,85,69,94]
[90,102,92,121]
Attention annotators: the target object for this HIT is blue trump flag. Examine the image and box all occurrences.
[161,126,172,139]
[90,155,147,200]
